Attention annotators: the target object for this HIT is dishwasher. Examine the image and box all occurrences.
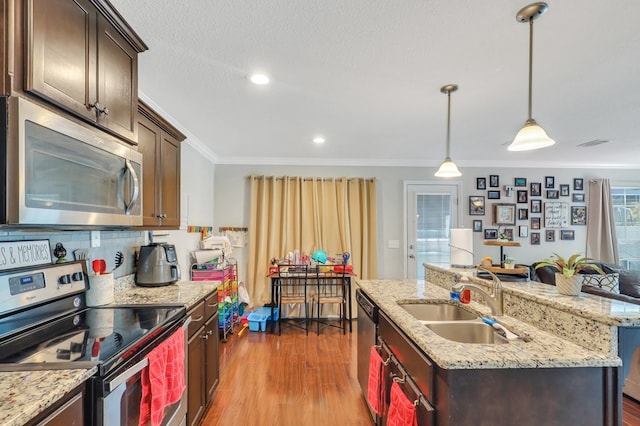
[356,288,379,424]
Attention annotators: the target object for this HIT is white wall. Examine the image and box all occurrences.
[213,164,640,280]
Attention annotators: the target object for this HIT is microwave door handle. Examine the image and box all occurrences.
[123,160,140,215]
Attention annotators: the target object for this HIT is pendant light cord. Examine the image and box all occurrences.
[527,17,534,121]
[446,90,452,157]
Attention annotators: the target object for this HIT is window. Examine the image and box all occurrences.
[612,187,640,271]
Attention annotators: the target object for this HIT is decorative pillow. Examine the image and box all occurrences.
[582,273,620,293]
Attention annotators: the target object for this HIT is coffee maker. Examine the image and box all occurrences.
[135,243,181,287]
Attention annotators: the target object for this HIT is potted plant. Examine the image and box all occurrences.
[535,253,604,296]
[504,256,516,269]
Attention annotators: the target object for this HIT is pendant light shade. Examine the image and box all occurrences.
[435,84,461,178]
[508,2,555,152]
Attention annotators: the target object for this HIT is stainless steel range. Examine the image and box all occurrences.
[0,261,189,425]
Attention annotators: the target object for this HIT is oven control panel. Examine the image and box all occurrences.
[0,261,87,313]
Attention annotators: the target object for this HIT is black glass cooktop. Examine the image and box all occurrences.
[0,305,185,375]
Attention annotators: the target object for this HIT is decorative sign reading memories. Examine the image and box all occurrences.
[0,240,52,271]
[544,202,569,228]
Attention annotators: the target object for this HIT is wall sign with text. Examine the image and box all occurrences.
[544,202,570,228]
[0,240,52,271]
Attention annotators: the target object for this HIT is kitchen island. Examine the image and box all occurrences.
[0,279,218,426]
[357,267,623,426]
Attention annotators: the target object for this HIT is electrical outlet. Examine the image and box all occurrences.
[91,231,101,248]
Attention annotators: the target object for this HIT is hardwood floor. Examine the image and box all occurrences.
[202,320,372,426]
[624,395,640,426]
[202,320,640,426]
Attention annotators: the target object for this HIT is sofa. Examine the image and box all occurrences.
[530,262,640,305]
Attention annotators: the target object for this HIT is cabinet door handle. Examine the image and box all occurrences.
[192,315,204,323]
[101,106,109,116]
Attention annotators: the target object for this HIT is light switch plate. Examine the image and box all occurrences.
[90,231,101,248]
[388,239,400,249]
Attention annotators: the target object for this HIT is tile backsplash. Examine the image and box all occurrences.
[0,230,145,278]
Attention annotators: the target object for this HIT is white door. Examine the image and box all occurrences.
[405,182,461,279]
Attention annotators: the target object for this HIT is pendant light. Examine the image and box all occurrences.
[435,84,461,177]
[508,2,555,151]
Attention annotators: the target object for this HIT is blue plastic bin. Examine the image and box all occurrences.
[247,307,279,332]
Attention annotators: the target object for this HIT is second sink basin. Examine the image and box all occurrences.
[398,302,478,321]
[426,322,508,344]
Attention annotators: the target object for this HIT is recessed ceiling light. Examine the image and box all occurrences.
[313,137,325,144]
[249,74,270,85]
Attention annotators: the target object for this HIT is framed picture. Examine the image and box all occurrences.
[546,189,559,199]
[574,178,584,191]
[518,208,529,220]
[473,220,483,232]
[545,176,555,188]
[531,199,542,214]
[531,217,541,229]
[519,225,529,238]
[572,193,585,202]
[530,182,541,197]
[469,196,485,216]
[545,230,555,242]
[561,230,575,240]
[544,202,570,228]
[489,175,500,188]
[504,228,514,241]
[476,177,486,190]
[560,184,570,196]
[571,206,587,225]
[487,190,501,200]
[531,232,540,245]
[514,177,527,187]
[517,190,528,203]
[493,203,516,225]
[484,228,498,240]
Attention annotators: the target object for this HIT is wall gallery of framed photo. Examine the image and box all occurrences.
[470,175,586,247]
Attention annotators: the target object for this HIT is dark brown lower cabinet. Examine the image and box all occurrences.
[378,311,621,426]
[27,386,84,426]
[187,290,220,426]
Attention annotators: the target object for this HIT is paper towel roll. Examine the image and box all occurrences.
[192,249,223,264]
[450,228,474,268]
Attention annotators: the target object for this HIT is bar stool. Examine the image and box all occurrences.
[276,264,310,335]
[311,266,347,335]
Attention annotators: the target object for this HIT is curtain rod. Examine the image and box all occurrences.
[247,175,375,182]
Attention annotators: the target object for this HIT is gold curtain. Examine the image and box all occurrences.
[247,176,378,306]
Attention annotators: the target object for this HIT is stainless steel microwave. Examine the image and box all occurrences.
[1,96,142,228]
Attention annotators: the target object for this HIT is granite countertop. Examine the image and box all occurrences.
[0,369,97,426]
[112,279,220,309]
[0,279,220,426]
[446,266,640,327]
[356,278,621,370]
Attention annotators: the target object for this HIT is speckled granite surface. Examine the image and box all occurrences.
[112,278,220,307]
[356,278,621,370]
[426,264,640,355]
[0,278,219,426]
[0,369,96,426]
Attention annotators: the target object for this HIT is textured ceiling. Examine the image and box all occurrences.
[110,0,640,168]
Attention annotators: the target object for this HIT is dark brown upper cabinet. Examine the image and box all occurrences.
[23,0,147,143]
[138,100,186,229]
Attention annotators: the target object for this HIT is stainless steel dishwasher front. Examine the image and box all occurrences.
[356,288,378,424]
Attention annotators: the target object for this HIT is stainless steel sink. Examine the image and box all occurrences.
[425,322,508,344]
[398,302,478,321]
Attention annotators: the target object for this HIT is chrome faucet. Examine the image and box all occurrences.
[451,267,504,316]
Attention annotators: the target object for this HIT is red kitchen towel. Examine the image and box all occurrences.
[387,381,417,426]
[139,329,186,426]
[367,346,385,415]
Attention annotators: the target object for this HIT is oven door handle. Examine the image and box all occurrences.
[108,358,149,392]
